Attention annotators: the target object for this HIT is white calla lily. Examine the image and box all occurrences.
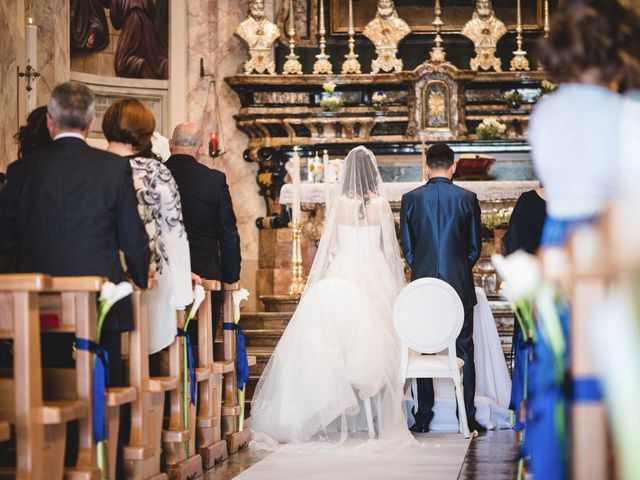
[186,284,206,321]
[492,251,541,302]
[99,281,133,308]
[232,288,250,322]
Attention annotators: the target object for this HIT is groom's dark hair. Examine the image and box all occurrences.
[426,142,454,170]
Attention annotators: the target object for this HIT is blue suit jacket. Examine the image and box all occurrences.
[400,177,482,309]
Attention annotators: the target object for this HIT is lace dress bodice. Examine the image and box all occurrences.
[337,224,383,254]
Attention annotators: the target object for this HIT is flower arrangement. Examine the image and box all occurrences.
[503,89,524,109]
[320,81,343,112]
[372,90,388,109]
[482,207,513,230]
[541,80,557,94]
[476,118,507,140]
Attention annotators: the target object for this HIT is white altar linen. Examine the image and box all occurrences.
[280,181,540,205]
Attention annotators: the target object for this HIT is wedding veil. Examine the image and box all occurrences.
[306,146,406,293]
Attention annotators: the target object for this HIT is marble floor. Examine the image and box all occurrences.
[202,430,518,480]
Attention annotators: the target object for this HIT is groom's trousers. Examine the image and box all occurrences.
[416,306,477,424]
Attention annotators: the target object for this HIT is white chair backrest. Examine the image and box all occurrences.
[393,278,464,354]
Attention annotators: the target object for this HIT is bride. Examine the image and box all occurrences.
[251,146,413,445]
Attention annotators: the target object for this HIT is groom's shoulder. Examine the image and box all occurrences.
[401,184,428,202]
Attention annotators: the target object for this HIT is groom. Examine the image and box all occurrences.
[400,142,485,433]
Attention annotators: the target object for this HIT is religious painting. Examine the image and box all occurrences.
[276,0,319,47]
[331,0,547,34]
[422,80,451,131]
[69,0,169,80]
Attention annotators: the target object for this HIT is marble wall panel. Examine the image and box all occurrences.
[0,0,20,171]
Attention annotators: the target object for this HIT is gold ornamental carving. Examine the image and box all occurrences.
[341,0,362,74]
[363,0,411,74]
[234,0,280,75]
[461,0,507,72]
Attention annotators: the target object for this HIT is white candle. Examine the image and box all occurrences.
[348,0,354,36]
[292,147,301,223]
[25,17,37,113]
[323,149,330,206]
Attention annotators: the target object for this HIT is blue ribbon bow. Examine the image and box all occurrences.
[75,338,109,443]
[223,323,250,390]
[572,377,603,403]
[176,328,196,405]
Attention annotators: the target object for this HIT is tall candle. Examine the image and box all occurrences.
[289,0,295,36]
[348,0,354,36]
[322,149,330,206]
[292,147,301,223]
[421,139,427,182]
[25,17,37,113]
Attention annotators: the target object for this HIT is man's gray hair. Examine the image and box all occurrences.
[172,122,203,147]
[47,81,95,130]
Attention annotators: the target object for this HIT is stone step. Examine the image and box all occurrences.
[259,295,300,313]
[247,346,275,376]
[241,312,292,330]
[243,328,287,347]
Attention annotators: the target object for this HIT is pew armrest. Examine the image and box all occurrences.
[41,400,87,424]
[223,282,240,292]
[221,405,241,416]
[162,428,191,443]
[107,387,137,407]
[123,444,155,461]
[46,276,105,292]
[201,280,221,292]
[148,376,179,393]
[0,422,9,442]
[247,355,257,367]
[0,274,50,292]
[195,368,210,382]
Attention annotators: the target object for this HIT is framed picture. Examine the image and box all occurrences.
[330,0,546,34]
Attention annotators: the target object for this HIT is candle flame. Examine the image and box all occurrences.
[28,17,33,25]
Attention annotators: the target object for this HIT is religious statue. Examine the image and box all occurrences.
[235,0,281,75]
[461,0,507,72]
[362,0,411,74]
[110,0,169,79]
[70,0,111,52]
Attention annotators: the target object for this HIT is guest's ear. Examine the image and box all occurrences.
[84,116,96,137]
[46,113,55,134]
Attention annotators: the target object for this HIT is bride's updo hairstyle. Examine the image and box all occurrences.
[538,0,640,90]
[341,146,381,206]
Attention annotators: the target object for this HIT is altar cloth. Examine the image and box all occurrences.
[280,181,540,205]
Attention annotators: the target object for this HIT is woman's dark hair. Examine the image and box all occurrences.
[538,0,640,89]
[15,106,52,158]
[102,98,156,157]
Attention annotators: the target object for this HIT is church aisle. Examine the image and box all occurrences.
[202,430,517,479]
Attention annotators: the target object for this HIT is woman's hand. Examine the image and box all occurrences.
[191,272,202,285]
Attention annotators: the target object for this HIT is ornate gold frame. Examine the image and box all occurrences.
[421,80,452,132]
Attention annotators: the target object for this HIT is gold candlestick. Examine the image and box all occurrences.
[283,0,304,75]
[341,0,361,74]
[544,0,550,39]
[313,0,333,74]
[429,0,447,63]
[288,220,306,296]
[509,0,530,71]
[420,139,428,183]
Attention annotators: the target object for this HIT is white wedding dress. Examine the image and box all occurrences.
[251,147,414,446]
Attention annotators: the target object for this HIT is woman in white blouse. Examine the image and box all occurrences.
[102,99,194,354]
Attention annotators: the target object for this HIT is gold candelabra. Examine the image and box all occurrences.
[509,0,530,71]
[313,0,333,74]
[341,0,361,74]
[429,0,447,63]
[283,0,304,75]
[288,220,306,296]
[419,139,428,183]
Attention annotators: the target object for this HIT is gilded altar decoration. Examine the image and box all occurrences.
[235,0,281,75]
[313,0,333,74]
[461,0,507,72]
[283,0,304,75]
[510,0,530,71]
[422,81,451,131]
[363,0,411,74]
[429,0,447,64]
[342,0,362,74]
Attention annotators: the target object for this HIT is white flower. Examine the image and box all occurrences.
[492,251,541,302]
[186,284,206,321]
[232,288,250,322]
[99,281,133,309]
[372,91,388,103]
[322,81,336,94]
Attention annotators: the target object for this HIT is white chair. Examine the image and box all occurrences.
[393,278,470,438]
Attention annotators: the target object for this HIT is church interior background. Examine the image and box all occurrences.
[1,0,573,477]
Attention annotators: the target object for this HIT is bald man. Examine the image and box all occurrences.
[165,123,241,338]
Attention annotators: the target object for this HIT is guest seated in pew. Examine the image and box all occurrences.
[102,99,194,354]
[15,105,52,158]
[166,123,242,340]
[0,81,151,386]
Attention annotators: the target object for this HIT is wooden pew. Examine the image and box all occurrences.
[0,274,51,480]
[221,283,256,454]
[0,422,8,443]
[195,280,228,469]
[124,285,171,480]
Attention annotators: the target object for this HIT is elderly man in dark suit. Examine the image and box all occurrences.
[400,142,484,433]
[0,81,150,386]
[165,122,241,339]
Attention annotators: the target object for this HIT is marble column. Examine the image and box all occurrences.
[32,0,69,106]
[0,0,21,171]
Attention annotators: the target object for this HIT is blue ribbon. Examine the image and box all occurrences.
[223,323,250,390]
[176,328,196,405]
[541,215,597,247]
[572,377,603,403]
[75,338,109,443]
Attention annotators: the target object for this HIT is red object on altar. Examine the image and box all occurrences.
[454,154,496,180]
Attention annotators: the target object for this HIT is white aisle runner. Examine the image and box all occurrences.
[236,434,471,480]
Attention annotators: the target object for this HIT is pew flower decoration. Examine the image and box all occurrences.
[320,81,343,112]
[94,281,132,479]
[232,288,251,431]
[476,118,506,140]
[178,284,205,458]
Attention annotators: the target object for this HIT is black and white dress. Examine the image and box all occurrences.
[130,157,193,353]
